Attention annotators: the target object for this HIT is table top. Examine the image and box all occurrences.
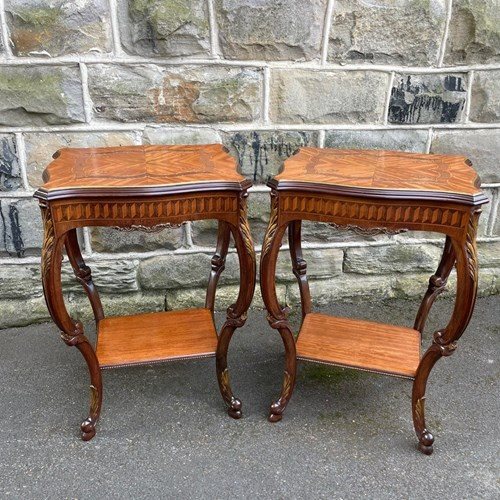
[34,144,251,201]
[270,148,488,206]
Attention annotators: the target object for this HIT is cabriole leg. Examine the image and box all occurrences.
[412,212,479,454]
[65,229,104,325]
[216,196,256,419]
[205,221,231,315]
[260,192,297,422]
[41,207,102,440]
[288,220,311,323]
[414,236,455,333]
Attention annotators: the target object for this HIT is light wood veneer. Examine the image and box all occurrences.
[35,144,251,200]
[96,308,218,368]
[271,148,487,205]
[296,313,420,378]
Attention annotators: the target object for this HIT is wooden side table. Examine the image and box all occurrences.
[34,144,256,440]
[260,147,489,454]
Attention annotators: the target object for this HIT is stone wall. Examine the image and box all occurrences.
[0,0,499,328]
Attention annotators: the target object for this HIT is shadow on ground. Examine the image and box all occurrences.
[0,296,499,498]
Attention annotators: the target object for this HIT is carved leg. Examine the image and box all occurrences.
[65,229,104,325]
[41,207,102,441]
[288,220,311,322]
[205,221,231,315]
[260,192,297,422]
[412,212,479,454]
[216,194,256,419]
[414,236,455,333]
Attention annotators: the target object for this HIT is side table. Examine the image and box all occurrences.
[260,147,488,454]
[34,144,256,440]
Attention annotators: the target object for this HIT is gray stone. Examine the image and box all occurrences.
[392,269,498,299]
[91,225,184,253]
[328,0,446,65]
[190,215,272,251]
[143,126,221,145]
[0,263,43,299]
[478,241,500,268]
[0,296,50,328]
[119,0,210,57]
[0,198,43,257]
[0,291,167,329]
[247,191,271,244]
[138,252,240,290]
[470,71,500,123]
[389,74,467,124]
[61,258,139,293]
[491,197,500,236]
[324,130,428,153]
[0,134,21,191]
[166,282,286,311]
[247,192,270,222]
[215,0,326,61]
[286,275,394,307]
[270,70,388,124]
[431,130,500,183]
[390,230,443,241]
[344,244,442,274]
[478,188,494,237]
[444,0,500,65]
[301,220,394,245]
[88,64,262,123]
[66,291,165,323]
[0,65,85,126]
[5,0,112,57]
[190,219,219,247]
[222,130,319,183]
[477,268,500,296]
[276,248,343,282]
[24,131,139,189]
[392,272,452,300]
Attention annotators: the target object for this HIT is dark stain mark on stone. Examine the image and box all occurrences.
[8,204,24,257]
[0,137,21,191]
[0,202,7,255]
[230,132,309,183]
[0,201,25,257]
[389,75,466,124]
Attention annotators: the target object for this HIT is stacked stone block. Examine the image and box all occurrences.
[0,0,499,328]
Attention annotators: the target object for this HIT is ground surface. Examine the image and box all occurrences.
[0,296,499,499]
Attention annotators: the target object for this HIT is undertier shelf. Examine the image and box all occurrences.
[296,313,421,378]
[96,308,218,368]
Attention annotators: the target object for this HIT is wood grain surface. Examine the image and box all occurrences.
[96,308,218,368]
[271,148,487,205]
[296,313,421,378]
[35,144,250,200]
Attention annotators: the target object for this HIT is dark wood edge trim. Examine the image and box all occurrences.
[267,179,489,207]
[99,352,216,370]
[296,356,416,380]
[33,179,253,201]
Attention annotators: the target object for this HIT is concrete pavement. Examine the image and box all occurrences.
[0,296,499,498]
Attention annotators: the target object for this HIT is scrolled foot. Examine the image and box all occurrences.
[268,402,283,423]
[227,397,242,419]
[417,430,434,455]
[81,418,97,441]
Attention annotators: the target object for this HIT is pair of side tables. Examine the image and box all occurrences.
[34,144,488,454]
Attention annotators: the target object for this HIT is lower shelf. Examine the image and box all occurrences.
[96,308,218,368]
[296,313,421,378]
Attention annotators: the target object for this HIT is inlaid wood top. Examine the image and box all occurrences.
[34,144,251,201]
[270,148,488,205]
